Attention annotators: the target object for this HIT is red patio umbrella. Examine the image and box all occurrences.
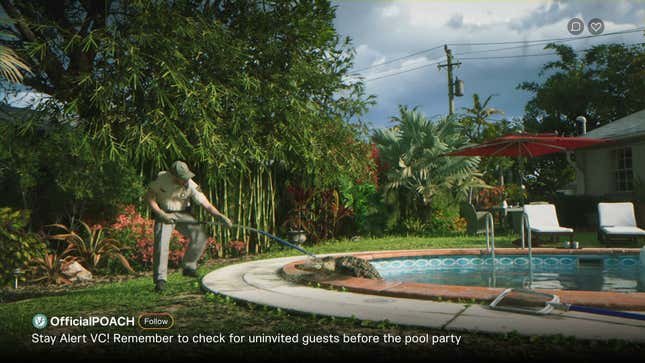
[447,133,608,157]
[448,133,610,205]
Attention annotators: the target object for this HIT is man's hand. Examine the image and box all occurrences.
[203,201,233,228]
[158,212,176,224]
[219,215,233,228]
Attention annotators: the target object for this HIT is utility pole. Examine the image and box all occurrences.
[438,44,462,115]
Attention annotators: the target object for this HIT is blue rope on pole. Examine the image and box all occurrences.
[568,305,645,321]
[189,221,318,258]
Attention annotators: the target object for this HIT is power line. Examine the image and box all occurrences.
[458,52,561,61]
[448,27,645,46]
[350,45,444,74]
[360,41,644,82]
[351,27,645,75]
[361,59,444,82]
[453,39,574,57]
[459,41,644,60]
[451,30,644,58]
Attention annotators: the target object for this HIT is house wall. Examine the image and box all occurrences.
[575,138,645,196]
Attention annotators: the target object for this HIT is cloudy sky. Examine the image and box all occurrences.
[332,0,645,128]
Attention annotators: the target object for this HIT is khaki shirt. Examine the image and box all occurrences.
[148,171,208,212]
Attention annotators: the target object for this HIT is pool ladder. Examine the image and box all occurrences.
[485,212,495,261]
[520,213,534,287]
[484,213,496,287]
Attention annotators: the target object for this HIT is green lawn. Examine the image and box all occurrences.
[1,233,643,361]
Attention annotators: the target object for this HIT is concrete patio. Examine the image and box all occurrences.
[201,254,645,342]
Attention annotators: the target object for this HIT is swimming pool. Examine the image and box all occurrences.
[372,254,645,293]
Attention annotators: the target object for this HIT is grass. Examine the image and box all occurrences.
[1,233,643,362]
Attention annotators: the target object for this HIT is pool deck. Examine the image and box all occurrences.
[283,248,645,310]
[202,250,645,342]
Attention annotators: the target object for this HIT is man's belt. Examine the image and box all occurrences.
[162,208,191,213]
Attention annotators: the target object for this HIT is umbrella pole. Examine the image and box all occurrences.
[518,156,525,189]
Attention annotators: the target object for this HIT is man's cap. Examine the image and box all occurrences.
[169,161,195,180]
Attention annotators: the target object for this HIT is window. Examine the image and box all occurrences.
[613,147,633,192]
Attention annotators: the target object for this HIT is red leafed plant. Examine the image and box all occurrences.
[475,186,505,210]
[111,205,218,268]
[283,185,353,242]
[226,240,247,257]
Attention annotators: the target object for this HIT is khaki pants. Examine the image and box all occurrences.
[153,212,207,282]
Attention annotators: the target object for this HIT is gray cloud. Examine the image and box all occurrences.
[446,13,464,29]
[511,0,645,31]
[333,0,645,129]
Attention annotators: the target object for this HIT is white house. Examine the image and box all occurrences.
[574,109,645,197]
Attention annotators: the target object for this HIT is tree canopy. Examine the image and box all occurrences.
[0,0,374,230]
[517,41,645,198]
[1,0,373,182]
[519,42,645,134]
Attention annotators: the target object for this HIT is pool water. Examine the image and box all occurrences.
[371,255,645,293]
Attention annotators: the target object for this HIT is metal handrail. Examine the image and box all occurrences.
[485,212,495,261]
[520,212,534,287]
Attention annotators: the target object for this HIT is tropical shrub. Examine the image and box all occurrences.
[283,186,353,242]
[0,208,47,285]
[373,106,486,229]
[401,217,429,236]
[427,209,460,235]
[45,222,134,273]
[28,245,77,285]
[226,240,247,258]
[475,186,505,210]
[111,205,218,269]
[0,118,144,227]
[374,106,484,205]
[339,177,380,235]
[504,184,527,205]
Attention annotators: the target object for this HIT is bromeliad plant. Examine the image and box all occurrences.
[45,222,134,273]
[29,245,77,285]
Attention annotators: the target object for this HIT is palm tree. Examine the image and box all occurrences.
[0,28,30,83]
[460,94,504,142]
[373,106,485,207]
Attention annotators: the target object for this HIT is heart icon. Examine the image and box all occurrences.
[590,22,602,32]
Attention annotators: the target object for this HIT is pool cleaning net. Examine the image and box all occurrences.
[489,288,560,315]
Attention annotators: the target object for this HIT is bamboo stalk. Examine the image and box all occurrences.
[269,167,275,234]
[236,171,242,241]
[247,173,254,254]
[254,167,263,253]
[223,177,229,245]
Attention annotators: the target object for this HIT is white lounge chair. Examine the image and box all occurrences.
[522,204,574,247]
[597,202,645,243]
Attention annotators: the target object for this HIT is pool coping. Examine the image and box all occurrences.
[281,248,645,311]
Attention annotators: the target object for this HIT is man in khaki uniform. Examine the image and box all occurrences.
[145,161,232,292]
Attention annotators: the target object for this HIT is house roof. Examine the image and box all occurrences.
[585,109,645,140]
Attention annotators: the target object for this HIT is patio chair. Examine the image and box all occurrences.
[522,204,574,246]
[459,202,490,235]
[597,202,645,243]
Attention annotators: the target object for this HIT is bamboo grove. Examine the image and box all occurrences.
[0,1,375,249]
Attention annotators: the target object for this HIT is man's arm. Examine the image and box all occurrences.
[145,189,174,223]
[197,195,233,228]
[190,182,233,227]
